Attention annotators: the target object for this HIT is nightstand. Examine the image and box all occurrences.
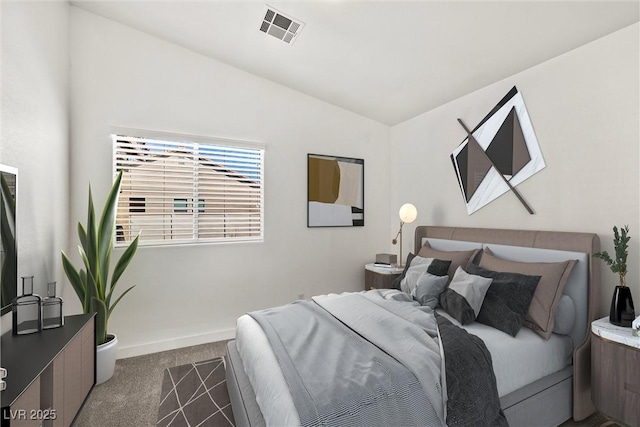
[364,263,404,290]
[591,317,640,426]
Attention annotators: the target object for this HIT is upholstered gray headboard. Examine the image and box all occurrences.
[413,226,600,421]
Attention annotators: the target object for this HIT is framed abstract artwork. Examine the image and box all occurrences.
[307,154,364,227]
[451,86,545,215]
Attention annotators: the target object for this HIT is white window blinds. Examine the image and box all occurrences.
[113,134,264,246]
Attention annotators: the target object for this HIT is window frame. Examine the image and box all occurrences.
[112,128,265,248]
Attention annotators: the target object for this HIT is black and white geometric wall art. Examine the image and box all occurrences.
[451,87,545,215]
[307,154,364,227]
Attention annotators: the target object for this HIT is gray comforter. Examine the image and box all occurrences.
[249,289,506,427]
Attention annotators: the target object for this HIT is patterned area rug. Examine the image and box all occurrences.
[157,358,235,427]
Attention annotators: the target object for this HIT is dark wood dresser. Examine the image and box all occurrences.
[1,314,95,427]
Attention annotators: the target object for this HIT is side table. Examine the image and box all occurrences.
[364,263,403,290]
[591,317,640,426]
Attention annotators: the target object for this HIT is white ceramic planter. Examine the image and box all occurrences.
[96,333,118,385]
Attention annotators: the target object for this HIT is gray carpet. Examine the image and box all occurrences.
[157,358,234,427]
[72,341,230,427]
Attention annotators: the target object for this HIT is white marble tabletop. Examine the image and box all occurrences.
[365,263,404,275]
[591,317,640,349]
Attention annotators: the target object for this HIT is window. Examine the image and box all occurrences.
[113,133,264,246]
[173,198,188,213]
[172,198,205,213]
[116,225,125,242]
[129,197,146,213]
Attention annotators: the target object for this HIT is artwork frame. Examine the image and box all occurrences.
[450,86,545,215]
[307,153,364,227]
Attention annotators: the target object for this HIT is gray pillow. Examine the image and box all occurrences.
[400,256,436,295]
[479,248,577,339]
[418,242,480,281]
[392,253,417,290]
[439,267,493,325]
[428,259,452,277]
[553,295,576,335]
[412,273,449,309]
[466,263,540,337]
[395,255,451,294]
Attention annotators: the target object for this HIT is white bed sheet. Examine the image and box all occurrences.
[235,303,574,425]
[436,309,573,397]
[235,314,300,427]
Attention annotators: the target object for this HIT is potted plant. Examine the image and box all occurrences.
[594,225,635,327]
[61,171,140,384]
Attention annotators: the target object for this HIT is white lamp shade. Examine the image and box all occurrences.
[398,203,417,223]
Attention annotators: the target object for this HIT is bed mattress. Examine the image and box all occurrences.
[236,314,300,426]
[435,309,573,397]
[235,300,573,425]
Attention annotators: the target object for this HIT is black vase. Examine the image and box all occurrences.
[610,285,635,327]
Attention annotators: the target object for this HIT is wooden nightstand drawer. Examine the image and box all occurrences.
[364,264,403,290]
[592,332,640,426]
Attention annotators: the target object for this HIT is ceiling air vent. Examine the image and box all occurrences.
[260,5,305,45]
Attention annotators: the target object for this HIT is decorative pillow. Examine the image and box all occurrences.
[553,295,576,335]
[479,248,577,339]
[400,255,433,295]
[465,263,540,336]
[393,254,451,293]
[412,273,449,309]
[439,267,493,325]
[391,253,417,290]
[398,256,450,295]
[428,259,452,277]
[418,242,480,281]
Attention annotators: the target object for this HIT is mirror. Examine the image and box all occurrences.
[1,164,17,316]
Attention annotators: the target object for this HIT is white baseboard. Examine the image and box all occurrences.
[117,328,236,359]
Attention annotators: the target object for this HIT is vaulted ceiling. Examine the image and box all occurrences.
[72,1,639,125]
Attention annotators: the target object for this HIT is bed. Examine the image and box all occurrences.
[224,225,601,426]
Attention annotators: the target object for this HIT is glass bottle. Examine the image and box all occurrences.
[12,276,42,335]
[42,282,64,330]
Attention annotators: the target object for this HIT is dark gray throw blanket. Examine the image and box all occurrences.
[249,290,506,427]
[437,314,509,426]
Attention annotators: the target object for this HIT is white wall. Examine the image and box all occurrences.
[5,4,635,354]
[390,23,640,318]
[69,8,391,357]
[0,1,70,334]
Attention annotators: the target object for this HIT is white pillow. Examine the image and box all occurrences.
[439,266,493,325]
[448,267,493,317]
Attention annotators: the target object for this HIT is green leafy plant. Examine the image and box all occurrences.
[62,171,140,345]
[594,225,630,287]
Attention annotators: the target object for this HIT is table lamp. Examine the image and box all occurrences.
[392,203,417,267]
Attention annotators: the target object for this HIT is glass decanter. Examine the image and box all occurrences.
[42,282,64,330]
[12,276,42,335]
